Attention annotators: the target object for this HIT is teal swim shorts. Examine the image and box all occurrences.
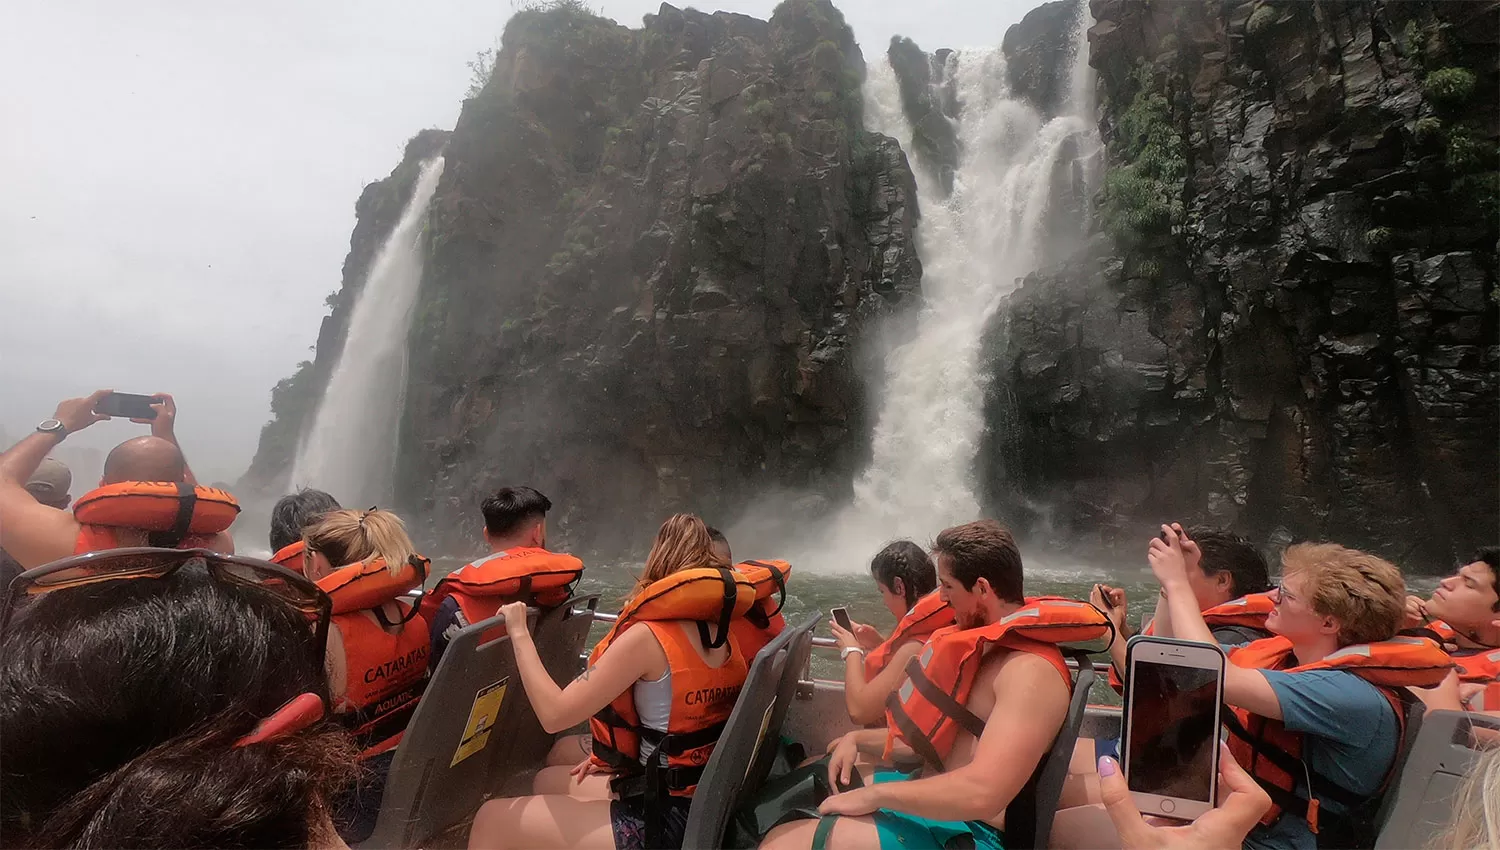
[868,770,1006,850]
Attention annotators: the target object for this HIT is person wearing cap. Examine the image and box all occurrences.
[0,457,72,588]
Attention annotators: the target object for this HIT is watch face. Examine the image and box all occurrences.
[37,419,62,432]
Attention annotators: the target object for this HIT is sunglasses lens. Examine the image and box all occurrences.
[27,551,191,590]
[214,560,324,612]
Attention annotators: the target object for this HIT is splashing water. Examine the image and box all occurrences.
[291,157,445,504]
[805,16,1097,568]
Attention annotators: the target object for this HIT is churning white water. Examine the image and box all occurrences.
[808,11,1097,566]
[291,157,445,504]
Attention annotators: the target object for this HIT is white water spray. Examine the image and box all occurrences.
[809,9,1097,565]
[291,157,445,504]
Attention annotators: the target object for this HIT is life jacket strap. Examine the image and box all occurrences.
[639,718,730,756]
[698,566,737,650]
[147,481,197,548]
[1221,712,1369,813]
[744,559,789,618]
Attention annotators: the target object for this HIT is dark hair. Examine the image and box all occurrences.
[1191,529,1272,598]
[480,486,552,537]
[0,568,357,848]
[707,527,728,545]
[932,520,1024,604]
[1472,547,1500,611]
[870,540,936,610]
[269,488,342,552]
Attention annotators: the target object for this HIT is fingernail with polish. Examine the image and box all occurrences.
[1098,756,1117,777]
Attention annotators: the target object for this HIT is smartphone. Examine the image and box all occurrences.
[94,392,159,420]
[1121,636,1225,820]
[831,607,852,632]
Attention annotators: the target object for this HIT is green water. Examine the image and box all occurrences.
[431,557,1448,703]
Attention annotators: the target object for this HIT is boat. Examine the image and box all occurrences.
[355,593,1493,850]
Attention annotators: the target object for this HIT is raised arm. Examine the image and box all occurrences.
[1091,584,1130,676]
[499,601,660,734]
[0,393,110,568]
[821,650,1071,822]
[1150,525,1282,719]
[138,394,197,486]
[834,620,921,725]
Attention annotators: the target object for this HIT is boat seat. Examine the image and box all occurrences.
[1374,709,1500,850]
[494,595,598,795]
[1004,649,1097,850]
[680,611,819,850]
[359,608,537,850]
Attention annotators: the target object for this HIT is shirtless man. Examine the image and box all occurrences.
[0,390,229,568]
[760,520,1075,850]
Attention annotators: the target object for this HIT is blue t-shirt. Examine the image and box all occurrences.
[1242,668,1399,850]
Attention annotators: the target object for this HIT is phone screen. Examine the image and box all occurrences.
[94,392,158,420]
[831,607,852,632]
[1125,658,1220,804]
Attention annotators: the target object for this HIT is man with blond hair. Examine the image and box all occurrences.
[1052,529,1448,850]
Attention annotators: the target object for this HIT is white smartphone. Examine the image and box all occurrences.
[1121,636,1226,820]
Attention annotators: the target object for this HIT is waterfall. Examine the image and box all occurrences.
[291,157,445,504]
[811,9,1097,565]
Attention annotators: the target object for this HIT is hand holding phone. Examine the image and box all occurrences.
[831,607,853,633]
[1122,636,1226,820]
[93,392,160,421]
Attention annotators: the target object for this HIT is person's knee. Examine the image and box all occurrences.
[760,819,817,850]
[469,797,521,849]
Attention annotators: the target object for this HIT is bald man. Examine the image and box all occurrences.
[0,390,233,569]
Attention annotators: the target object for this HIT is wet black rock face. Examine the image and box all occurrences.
[983,0,1498,569]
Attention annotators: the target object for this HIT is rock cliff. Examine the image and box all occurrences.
[983,0,1498,567]
[278,0,921,550]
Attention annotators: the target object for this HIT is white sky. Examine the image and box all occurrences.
[0,0,1043,485]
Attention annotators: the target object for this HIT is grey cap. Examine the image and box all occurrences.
[25,457,72,507]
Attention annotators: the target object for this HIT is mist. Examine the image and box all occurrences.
[0,0,1040,486]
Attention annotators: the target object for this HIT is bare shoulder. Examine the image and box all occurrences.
[991,648,1070,697]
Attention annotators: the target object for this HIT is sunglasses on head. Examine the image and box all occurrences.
[0,548,333,660]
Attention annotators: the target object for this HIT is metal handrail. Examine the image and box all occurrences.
[585,610,1113,675]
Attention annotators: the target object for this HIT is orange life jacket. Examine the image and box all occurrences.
[318,555,431,759]
[589,567,755,802]
[1107,593,1276,693]
[417,547,584,627]
[864,590,955,680]
[1225,635,1451,844]
[884,597,1109,771]
[729,559,792,661]
[1453,646,1500,711]
[72,481,239,554]
[269,540,306,572]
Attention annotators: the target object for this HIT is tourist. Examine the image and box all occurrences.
[0,457,71,588]
[0,391,234,568]
[269,487,342,570]
[1405,548,1500,714]
[830,540,950,725]
[0,548,355,848]
[1096,744,1273,850]
[423,486,583,669]
[302,508,431,842]
[760,521,1108,850]
[708,526,732,564]
[468,514,749,850]
[1052,527,1450,850]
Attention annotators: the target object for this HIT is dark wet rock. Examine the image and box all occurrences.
[888,36,960,194]
[1001,0,1078,116]
[244,0,921,551]
[983,0,1498,570]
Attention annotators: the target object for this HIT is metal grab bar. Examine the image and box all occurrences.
[584,610,1112,674]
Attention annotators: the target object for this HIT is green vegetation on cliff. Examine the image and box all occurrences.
[1099,65,1185,251]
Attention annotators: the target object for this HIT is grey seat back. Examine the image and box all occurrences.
[1005,652,1097,850]
[681,612,819,850]
[492,595,598,794]
[1374,710,1500,850]
[359,609,535,850]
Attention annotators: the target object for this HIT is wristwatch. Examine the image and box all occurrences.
[840,646,865,661]
[36,419,67,440]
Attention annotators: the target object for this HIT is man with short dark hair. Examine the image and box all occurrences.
[1405,547,1500,714]
[267,488,342,569]
[425,486,582,668]
[707,526,732,565]
[763,520,1097,850]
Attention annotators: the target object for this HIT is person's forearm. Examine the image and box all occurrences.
[843,653,872,720]
[1150,592,1173,638]
[1108,626,1129,674]
[0,432,59,488]
[851,727,892,757]
[1162,579,1215,645]
[862,767,1008,822]
[509,630,566,730]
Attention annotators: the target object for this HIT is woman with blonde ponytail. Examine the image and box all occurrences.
[303,508,432,843]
